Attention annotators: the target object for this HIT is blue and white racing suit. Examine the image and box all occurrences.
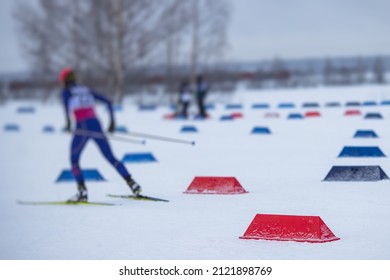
[62,84,130,184]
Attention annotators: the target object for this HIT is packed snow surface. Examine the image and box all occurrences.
[1,85,390,260]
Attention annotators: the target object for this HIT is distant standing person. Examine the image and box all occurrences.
[195,75,208,118]
[177,80,192,118]
[59,67,142,202]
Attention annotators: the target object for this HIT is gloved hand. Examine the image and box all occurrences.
[64,119,71,132]
[108,119,115,133]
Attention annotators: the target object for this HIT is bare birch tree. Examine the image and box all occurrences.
[14,0,232,101]
[187,0,231,83]
[156,0,190,95]
[14,0,161,102]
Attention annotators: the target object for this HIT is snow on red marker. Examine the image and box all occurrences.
[184,176,248,194]
[240,214,340,243]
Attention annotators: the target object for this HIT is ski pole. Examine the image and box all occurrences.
[116,130,195,146]
[73,129,146,145]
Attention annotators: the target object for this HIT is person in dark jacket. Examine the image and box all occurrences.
[195,75,208,118]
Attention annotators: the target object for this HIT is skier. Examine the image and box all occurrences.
[59,67,142,202]
[176,80,192,118]
[195,75,208,118]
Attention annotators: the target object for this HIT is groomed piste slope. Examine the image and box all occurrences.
[1,84,390,259]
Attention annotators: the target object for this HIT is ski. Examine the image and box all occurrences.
[107,194,169,202]
[17,200,117,206]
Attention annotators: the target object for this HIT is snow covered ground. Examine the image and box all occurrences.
[1,84,390,260]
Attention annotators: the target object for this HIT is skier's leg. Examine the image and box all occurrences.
[200,97,206,117]
[68,133,89,202]
[90,119,142,195]
[94,137,142,195]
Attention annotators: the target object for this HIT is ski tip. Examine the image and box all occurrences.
[141,140,146,145]
[107,194,169,202]
[192,141,196,146]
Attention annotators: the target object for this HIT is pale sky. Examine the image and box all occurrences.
[1,0,389,73]
[229,0,390,62]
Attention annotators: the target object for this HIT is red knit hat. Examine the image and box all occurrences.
[59,67,74,83]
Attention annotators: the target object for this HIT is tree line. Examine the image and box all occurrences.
[14,0,231,103]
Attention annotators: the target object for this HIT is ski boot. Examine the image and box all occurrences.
[126,176,142,196]
[67,182,88,203]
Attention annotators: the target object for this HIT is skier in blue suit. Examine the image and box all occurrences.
[59,67,142,202]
